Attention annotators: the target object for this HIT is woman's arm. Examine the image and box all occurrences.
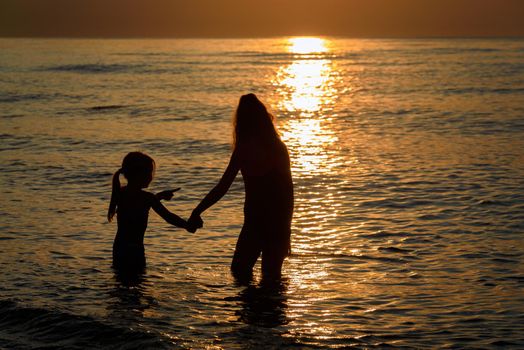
[191,150,241,217]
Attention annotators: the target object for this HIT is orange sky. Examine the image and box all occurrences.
[1,0,523,38]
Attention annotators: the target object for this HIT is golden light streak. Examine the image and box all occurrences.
[274,37,341,174]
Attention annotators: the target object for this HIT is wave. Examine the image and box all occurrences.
[44,63,147,74]
[358,198,433,209]
[88,104,127,112]
[232,50,340,58]
[0,299,176,349]
[442,87,524,95]
[0,92,86,104]
[0,114,24,119]
[114,52,175,57]
[291,251,417,264]
[84,104,188,116]
[42,62,195,75]
[425,47,504,55]
[0,93,48,103]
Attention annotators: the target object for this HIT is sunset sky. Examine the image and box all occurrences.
[1,0,523,38]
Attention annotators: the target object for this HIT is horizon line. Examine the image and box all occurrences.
[2,35,524,40]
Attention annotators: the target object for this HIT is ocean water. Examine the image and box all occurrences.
[1,38,524,349]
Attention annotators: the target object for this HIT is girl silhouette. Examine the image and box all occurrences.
[108,152,190,272]
[189,94,294,281]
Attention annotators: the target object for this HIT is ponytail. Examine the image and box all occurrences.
[107,169,122,222]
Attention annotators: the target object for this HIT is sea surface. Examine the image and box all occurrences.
[1,38,524,349]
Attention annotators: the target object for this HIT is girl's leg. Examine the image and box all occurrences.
[231,226,261,282]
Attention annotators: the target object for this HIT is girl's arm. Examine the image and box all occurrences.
[150,195,188,229]
[156,188,181,201]
[191,150,241,218]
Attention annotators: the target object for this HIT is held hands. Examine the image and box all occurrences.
[155,189,202,233]
[156,188,181,201]
[186,212,203,233]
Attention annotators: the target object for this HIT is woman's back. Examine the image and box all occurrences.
[239,139,294,225]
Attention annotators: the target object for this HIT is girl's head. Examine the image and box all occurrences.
[120,152,156,188]
[233,93,279,148]
[108,152,155,222]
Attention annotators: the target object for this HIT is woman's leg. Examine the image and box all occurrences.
[261,248,286,281]
[231,226,261,282]
[261,229,291,281]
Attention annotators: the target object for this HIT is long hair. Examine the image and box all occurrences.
[107,152,155,222]
[233,93,280,149]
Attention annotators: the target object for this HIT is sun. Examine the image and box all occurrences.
[288,37,327,54]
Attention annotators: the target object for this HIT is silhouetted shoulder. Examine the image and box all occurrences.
[143,190,159,206]
[274,139,291,166]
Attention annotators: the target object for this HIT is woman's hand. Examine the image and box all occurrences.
[156,188,181,201]
[187,212,203,233]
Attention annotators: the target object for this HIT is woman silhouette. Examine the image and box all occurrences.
[189,94,294,281]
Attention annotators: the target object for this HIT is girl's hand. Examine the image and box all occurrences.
[156,188,181,201]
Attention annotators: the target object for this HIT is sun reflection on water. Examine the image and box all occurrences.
[281,118,337,173]
[274,37,341,174]
[274,39,349,338]
[273,39,344,332]
[277,60,335,113]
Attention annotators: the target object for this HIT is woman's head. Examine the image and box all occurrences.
[120,152,156,188]
[233,93,279,147]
